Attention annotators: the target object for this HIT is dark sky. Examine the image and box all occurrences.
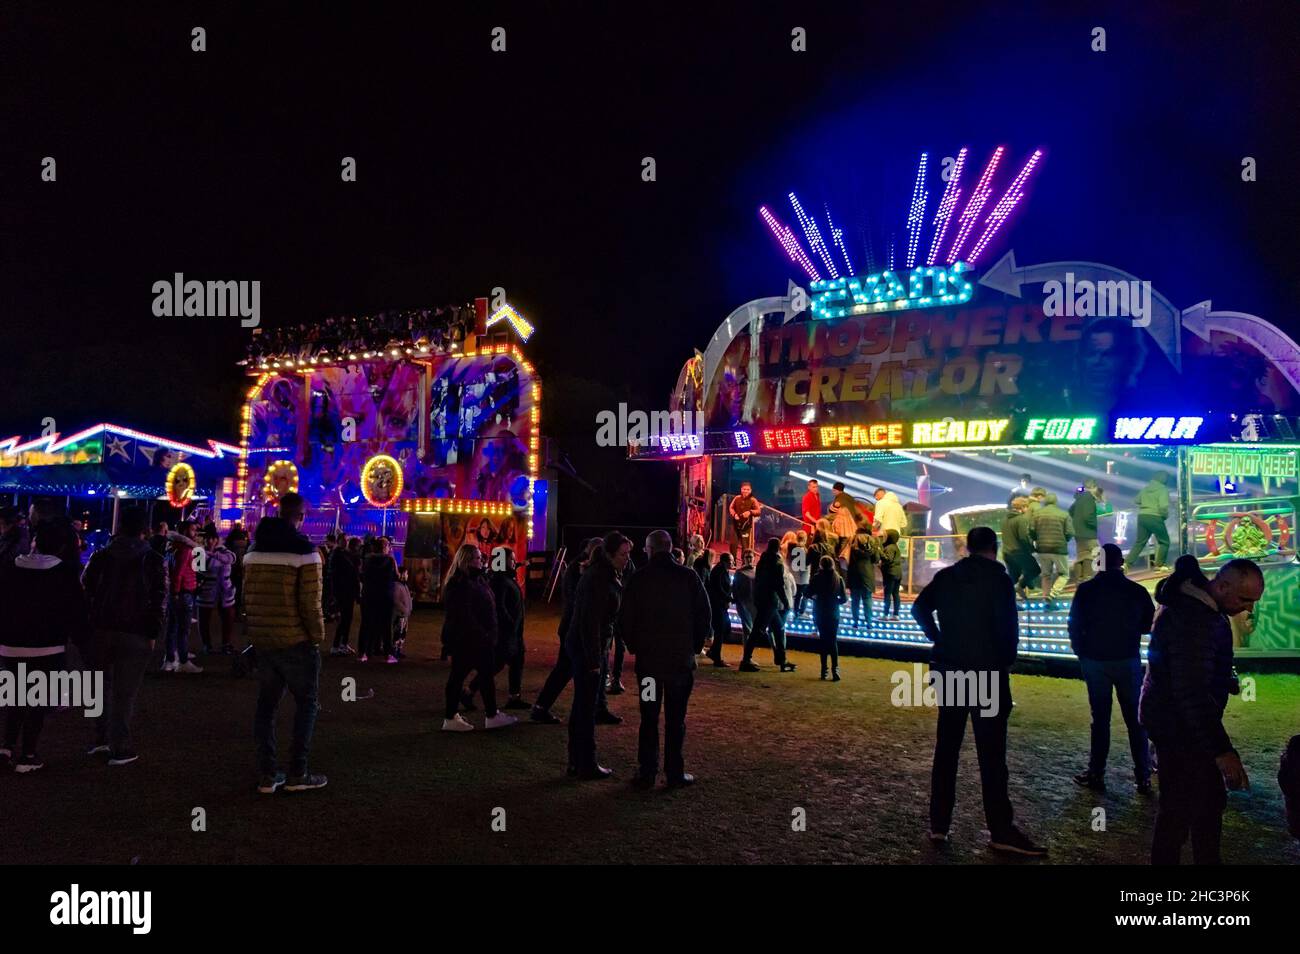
[4,1,1297,522]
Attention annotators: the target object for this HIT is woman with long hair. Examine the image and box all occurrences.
[441,543,516,731]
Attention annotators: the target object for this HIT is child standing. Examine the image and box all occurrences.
[808,556,846,681]
[880,529,903,620]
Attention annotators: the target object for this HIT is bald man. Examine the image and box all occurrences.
[619,530,712,789]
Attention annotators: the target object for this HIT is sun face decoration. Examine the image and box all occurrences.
[262,460,300,502]
[166,462,196,507]
[361,454,403,507]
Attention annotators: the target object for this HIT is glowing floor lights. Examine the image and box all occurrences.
[728,598,1149,661]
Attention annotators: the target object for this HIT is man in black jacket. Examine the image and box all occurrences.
[704,553,734,668]
[740,538,794,673]
[532,537,599,724]
[485,549,529,710]
[329,537,361,655]
[621,530,712,788]
[1139,559,1261,864]
[563,532,631,779]
[1068,544,1155,793]
[81,509,167,766]
[912,526,1046,856]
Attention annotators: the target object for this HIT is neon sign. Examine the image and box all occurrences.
[911,419,1008,445]
[1023,417,1099,442]
[654,433,701,453]
[1112,416,1204,442]
[819,423,904,449]
[733,431,751,449]
[1191,449,1296,479]
[761,427,812,451]
[809,263,974,320]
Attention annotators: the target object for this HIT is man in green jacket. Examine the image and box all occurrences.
[1031,493,1073,600]
[1001,497,1040,601]
[1069,479,1104,585]
[1125,472,1172,571]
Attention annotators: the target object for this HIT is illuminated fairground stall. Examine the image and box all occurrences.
[237,300,553,602]
[0,422,241,556]
[632,147,1300,660]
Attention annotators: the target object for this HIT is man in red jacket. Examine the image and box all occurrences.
[801,479,822,534]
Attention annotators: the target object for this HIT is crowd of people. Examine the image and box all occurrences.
[1,485,1295,865]
[242,306,476,366]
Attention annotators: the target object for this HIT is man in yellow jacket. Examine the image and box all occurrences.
[242,492,327,795]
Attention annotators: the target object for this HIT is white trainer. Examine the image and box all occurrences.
[178,661,204,674]
[441,714,473,732]
[484,712,518,730]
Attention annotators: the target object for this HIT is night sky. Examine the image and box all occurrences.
[5,1,1297,526]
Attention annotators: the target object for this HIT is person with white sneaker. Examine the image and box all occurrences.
[242,493,329,794]
[441,544,516,732]
[0,521,89,774]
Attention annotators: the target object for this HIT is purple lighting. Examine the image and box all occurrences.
[926,147,967,266]
[967,149,1045,265]
[759,205,821,281]
[947,146,1004,264]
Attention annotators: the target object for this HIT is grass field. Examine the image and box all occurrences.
[5,603,1298,865]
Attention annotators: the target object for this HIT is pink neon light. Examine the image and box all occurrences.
[926,147,967,266]
[947,146,1004,264]
[967,149,1045,265]
[789,193,838,279]
[759,206,822,281]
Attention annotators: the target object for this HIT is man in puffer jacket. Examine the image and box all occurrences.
[1139,558,1262,864]
[1030,493,1072,599]
[242,493,326,795]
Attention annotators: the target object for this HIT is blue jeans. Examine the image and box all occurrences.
[1080,656,1149,784]
[254,642,321,777]
[166,592,195,663]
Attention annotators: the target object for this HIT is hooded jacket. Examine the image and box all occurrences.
[1001,509,1032,555]
[1068,568,1155,660]
[81,535,167,641]
[621,552,712,676]
[873,491,906,535]
[242,517,324,651]
[0,552,88,654]
[911,555,1019,670]
[564,556,622,672]
[808,565,847,620]
[0,524,30,577]
[753,549,790,613]
[1139,577,1235,757]
[705,562,733,625]
[1136,475,1171,519]
[1031,494,1072,554]
[881,530,903,577]
[846,530,880,590]
[1069,489,1099,538]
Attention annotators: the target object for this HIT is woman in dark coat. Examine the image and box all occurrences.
[808,555,847,681]
[358,537,398,662]
[441,544,515,731]
[705,552,734,668]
